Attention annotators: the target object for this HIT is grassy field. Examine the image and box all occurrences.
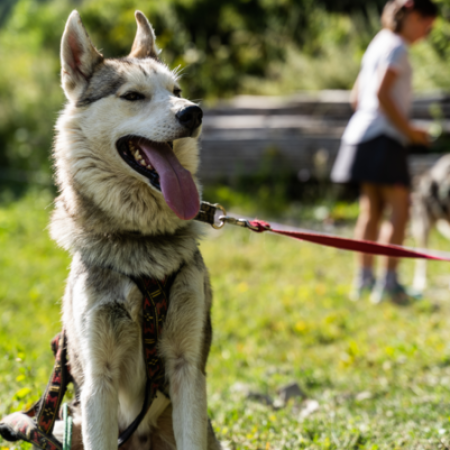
[2,190,450,449]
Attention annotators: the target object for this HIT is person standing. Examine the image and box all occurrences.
[331,0,438,304]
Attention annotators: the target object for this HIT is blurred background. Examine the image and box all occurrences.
[1,0,450,216]
[3,3,450,448]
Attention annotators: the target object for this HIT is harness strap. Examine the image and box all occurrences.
[0,270,178,450]
[0,412,63,450]
[118,273,175,446]
[36,331,70,434]
[0,331,69,450]
[133,274,173,394]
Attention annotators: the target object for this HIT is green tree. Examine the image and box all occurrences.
[0,0,448,177]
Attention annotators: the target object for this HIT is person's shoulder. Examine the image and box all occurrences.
[364,30,395,54]
[366,30,385,48]
[382,29,408,52]
[362,29,407,67]
[363,31,383,61]
[374,30,408,61]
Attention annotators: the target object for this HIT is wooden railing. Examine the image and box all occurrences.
[199,91,450,184]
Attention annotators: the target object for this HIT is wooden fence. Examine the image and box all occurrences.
[199,91,450,184]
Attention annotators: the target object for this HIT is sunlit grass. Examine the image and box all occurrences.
[1,190,450,449]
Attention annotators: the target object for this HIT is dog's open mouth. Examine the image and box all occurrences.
[117,136,200,220]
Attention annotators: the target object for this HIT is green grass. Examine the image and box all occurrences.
[2,190,450,449]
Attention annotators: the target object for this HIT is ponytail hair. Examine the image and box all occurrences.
[382,0,438,33]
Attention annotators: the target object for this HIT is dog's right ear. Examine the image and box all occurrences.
[60,11,103,102]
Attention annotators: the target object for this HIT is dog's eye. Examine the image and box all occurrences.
[173,89,182,98]
[121,92,145,101]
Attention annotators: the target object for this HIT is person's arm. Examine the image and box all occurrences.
[350,76,359,111]
[377,68,429,146]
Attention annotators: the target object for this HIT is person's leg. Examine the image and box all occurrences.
[371,184,410,303]
[354,183,384,267]
[379,184,410,271]
[352,183,384,297]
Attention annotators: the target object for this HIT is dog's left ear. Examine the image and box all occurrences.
[129,11,159,59]
[61,11,104,102]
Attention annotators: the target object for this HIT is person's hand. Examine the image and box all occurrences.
[407,126,430,146]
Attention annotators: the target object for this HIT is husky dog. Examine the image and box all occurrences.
[49,10,220,450]
[412,154,450,292]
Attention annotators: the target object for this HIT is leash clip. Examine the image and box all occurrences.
[218,215,271,232]
[196,202,271,232]
[211,204,228,229]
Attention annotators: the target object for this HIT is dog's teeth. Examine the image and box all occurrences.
[134,151,139,159]
[147,164,153,170]
[140,160,146,166]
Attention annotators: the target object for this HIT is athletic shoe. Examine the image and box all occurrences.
[350,277,375,301]
[370,282,411,305]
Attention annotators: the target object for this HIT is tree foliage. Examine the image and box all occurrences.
[0,0,449,175]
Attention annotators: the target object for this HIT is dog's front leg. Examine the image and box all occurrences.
[170,362,207,450]
[81,360,119,450]
[74,297,125,450]
[161,263,209,449]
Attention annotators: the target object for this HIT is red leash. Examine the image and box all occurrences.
[195,202,450,263]
[247,219,450,262]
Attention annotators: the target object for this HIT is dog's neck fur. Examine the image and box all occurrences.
[51,176,202,280]
[50,100,203,279]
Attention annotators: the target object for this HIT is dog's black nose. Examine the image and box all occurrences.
[176,106,203,131]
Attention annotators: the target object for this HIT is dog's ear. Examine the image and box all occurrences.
[60,10,103,102]
[129,11,159,59]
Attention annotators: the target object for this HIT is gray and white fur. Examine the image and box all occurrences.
[49,10,221,450]
[412,154,450,292]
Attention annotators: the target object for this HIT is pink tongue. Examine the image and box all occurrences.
[138,141,200,220]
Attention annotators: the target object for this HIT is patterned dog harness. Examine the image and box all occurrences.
[0,272,176,450]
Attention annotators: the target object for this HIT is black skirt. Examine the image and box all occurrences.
[331,134,410,187]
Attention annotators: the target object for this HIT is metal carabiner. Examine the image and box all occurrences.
[211,204,228,230]
[218,216,246,228]
[202,202,271,232]
[218,216,270,232]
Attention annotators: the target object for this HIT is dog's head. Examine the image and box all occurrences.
[55,11,202,234]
